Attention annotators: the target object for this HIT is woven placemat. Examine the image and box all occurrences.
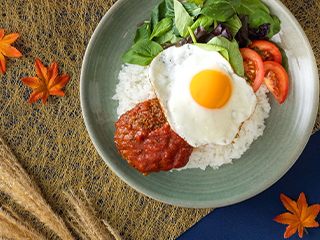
[0,0,319,239]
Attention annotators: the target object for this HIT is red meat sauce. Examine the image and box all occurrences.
[114,99,193,175]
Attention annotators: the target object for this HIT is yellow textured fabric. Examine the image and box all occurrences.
[0,0,319,239]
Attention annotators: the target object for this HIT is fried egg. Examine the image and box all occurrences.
[149,44,257,147]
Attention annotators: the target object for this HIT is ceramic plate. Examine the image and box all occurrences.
[80,0,319,208]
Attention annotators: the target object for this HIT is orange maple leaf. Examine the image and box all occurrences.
[274,192,320,238]
[21,58,70,104]
[0,29,22,74]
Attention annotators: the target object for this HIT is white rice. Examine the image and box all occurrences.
[113,63,271,170]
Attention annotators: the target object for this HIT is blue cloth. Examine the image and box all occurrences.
[178,131,320,240]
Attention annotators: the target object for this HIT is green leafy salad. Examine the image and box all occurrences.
[122,0,283,77]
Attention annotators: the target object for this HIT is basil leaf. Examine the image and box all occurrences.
[202,0,227,6]
[248,10,273,28]
[279,47,289,72]
[248,10,280,38]
[229,0,241,8]
[151,0,200,32]
[190,15,214,32]
[208,37,244,76]
[150,0,168,29]
[200,0,236,22]
[236,0,270,16]
[235,0,277,38]
[194,43,229,61]
[244,71,252,84]
[174,0,194,38]
[187,0,205,5]
[182,2,201,17]
[134,22,151,43]
[122,40,163,66]
[150,18,173,40]
[172,19,181,36]
[204,0,240,8]
[224,15,242,37]
[271,15,281,37]
[154,29,182,44]
[165,0,200,18]
[271,42,289,72]
[161,0,175,18]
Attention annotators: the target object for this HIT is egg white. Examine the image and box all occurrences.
[149,44,257,147]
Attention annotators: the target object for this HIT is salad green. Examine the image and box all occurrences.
[150,18,173,40]
[224,15,242,37]
[123,40,163,66]
[134,23,151,43]
[200,0,238,22]
[174,0,195,37]
[191,15,214,32]
[208,37,244,76]
[123,0,282,76]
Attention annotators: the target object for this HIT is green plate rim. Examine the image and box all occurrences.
[80,0,319,208]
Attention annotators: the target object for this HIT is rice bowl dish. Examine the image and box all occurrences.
[80,0,318,207]
[113,63,271,170]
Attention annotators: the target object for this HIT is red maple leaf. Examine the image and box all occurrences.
[21,58,70,104]
[0,29,22,74]
[274,192,320,238]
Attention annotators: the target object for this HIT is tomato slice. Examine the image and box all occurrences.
[263,61,289,104]
[249,40,282,64]
[240,48,264,92]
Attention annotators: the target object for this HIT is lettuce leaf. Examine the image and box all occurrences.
[153,29,182,45]
[150,0,199,29]
[125,0,282,75]
[134,22,151,43]
[200,0,237,22]
[190,15,215,32]
[235,15,273,48]
[271,41,289,72]
[208,37,244,76]
[122,40,163,66]
[248,10,280,38]
[149,18,173,40]
[194,43,229,60]
[236,0,270,15]
[174,0,195,37]
[187,0,205,5]
[224,15,242,37]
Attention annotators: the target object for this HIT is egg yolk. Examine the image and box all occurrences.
[190,69,232,109]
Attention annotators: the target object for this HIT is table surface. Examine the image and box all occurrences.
[178,130,320,240]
